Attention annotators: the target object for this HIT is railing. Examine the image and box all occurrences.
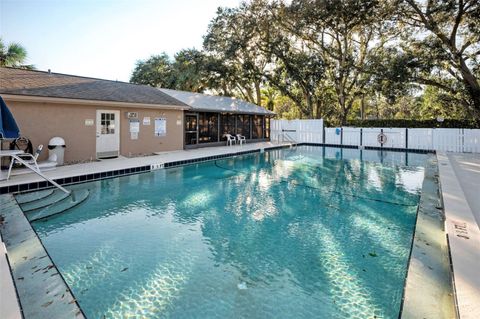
[280,130,297,144]
[11,156,71,195]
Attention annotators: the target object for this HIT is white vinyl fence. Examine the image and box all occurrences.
[271,119,480,153]
[271,119,324,143]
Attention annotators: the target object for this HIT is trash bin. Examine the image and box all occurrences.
[48,137,66,165]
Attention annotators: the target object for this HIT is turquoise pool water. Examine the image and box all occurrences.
[32,146,428,318]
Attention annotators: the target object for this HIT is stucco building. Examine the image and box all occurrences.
[0,67,273,163]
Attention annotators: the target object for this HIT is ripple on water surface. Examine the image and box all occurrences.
[32,146,428,319]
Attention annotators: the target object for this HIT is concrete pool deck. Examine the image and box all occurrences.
[437,152,480,319]
[447,153,480,228]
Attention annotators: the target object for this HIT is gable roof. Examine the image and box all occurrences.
[0,67,189,108]
[159,88,275,115]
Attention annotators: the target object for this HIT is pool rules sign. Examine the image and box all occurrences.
[155,118,166,136]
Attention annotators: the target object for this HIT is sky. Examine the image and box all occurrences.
[0,0,241,81]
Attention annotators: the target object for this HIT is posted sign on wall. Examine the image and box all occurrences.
[129,119,140,140]
[155,118,166,136]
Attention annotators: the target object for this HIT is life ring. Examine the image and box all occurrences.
[377,133,387,145]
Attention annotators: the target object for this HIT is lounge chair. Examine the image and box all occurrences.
[225,134,236,146]
[7,144,57,179]
[236,134,246,146]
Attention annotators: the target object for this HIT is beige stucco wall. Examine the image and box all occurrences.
[3,99,184,163]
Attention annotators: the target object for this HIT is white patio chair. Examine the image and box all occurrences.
[236,134,246,146]
[7,144,43,179]
[225,134,236,146]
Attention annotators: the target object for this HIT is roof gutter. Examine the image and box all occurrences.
[186,108,276,116]
[0,94,191,111]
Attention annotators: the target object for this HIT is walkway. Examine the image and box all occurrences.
[448,153,480,228]
[437,152,480,319]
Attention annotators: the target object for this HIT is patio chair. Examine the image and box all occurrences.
[8,144,43,178]
[236,134,246,146]
[225,134,236,146]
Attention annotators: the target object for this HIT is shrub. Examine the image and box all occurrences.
[345,119,480,129]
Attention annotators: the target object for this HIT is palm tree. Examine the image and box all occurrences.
[0,38,34,69]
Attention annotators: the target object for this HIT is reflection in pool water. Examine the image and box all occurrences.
[32,146,428,318]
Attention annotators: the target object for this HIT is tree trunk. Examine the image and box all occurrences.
[458,58,480,111]
[222,82,229,96]
[245,87,255,104]
[315,100,322,119]
[338,95,347,125]
[305,93,314,119]
[360,96,365,120]
[255,81,262,106]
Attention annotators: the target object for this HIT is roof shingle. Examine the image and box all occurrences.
[0,67,188,108]
[160,88,275,115]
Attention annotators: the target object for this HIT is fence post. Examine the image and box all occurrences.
[340,127,343,146]
[405,128,408,150]
[380,128,383,149]
[360,128,363,147]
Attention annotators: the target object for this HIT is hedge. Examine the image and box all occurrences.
[344,119,480,129]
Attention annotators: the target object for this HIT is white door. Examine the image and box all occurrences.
[96,110,120,158]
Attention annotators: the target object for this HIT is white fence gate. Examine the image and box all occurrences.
[271,119,324,143]
[271,119,480,153]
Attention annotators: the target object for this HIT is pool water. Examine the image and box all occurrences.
[32,146,428,318]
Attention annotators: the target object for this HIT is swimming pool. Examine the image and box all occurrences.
[30,146,428,318]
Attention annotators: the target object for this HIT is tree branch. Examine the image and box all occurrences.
[450,0,464,46]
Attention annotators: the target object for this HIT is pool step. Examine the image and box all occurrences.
[19,190,71,212]
[26,189,90,222]
[15,189,55,204]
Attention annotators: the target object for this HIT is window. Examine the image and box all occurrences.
[252,115,263,139]
[199,112,219,143]
[264,117,270,139]
[220,114,235,140]
[101,113,115,134]
[236,114,251,139]
[185,114,198,145]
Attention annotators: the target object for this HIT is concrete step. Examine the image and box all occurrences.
[27,189,90,222]
[19,190,70,212]
[15,189,54,204]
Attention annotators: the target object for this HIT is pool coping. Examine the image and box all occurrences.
[400,154,456,318]
[0,194,85,319]
[436,152,480,319]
